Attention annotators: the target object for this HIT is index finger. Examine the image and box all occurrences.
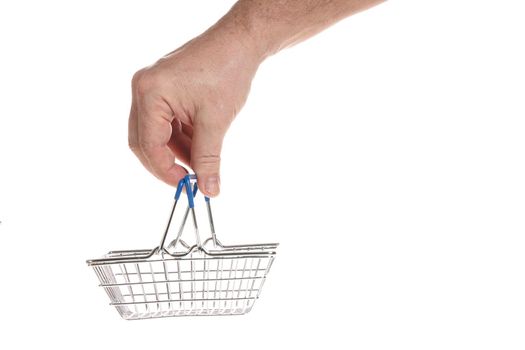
[137,101,187,186]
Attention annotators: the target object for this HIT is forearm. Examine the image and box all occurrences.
[207,0,385,62]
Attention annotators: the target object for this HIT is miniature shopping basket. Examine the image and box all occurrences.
[87,175,278,320]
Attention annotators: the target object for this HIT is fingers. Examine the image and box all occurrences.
[142,143,188,186]
[181,122,193,138]
[128,89,151,170]
[168,119,191,166]
[128,70,230,193]
[128,72,188,186]
[190,116,227,197]
[137,104,188,186]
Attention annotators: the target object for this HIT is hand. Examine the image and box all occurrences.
[128,27,262,196]
[128,0,383,196]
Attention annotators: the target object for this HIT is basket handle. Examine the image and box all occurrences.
[158,174,217,253]
[174,174,198,208]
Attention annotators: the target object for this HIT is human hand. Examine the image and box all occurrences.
[128,25,263,196]
[128,0,383,196]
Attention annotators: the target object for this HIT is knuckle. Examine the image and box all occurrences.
[191,154,221,170]
[128,140,138,151]
[138,140,157,153]
[128,142,143,158]
[131,69,145,88]
[131,68,159,96]
[138,142,166,163]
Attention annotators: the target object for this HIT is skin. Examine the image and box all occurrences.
[129,0,385,196]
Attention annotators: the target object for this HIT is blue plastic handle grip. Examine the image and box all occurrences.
[174,179,185,200]
[184,177,195,208]
[192,182,198,196]
[174,174,207,207]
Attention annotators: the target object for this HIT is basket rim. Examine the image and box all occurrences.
[86,243,278,266]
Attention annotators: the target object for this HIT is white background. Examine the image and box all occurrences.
[1,1,524,349]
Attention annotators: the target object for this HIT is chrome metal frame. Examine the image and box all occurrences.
[87,177,278,320]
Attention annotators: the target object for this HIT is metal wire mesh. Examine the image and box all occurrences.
[91,251,275,319]
[88,175,277,320]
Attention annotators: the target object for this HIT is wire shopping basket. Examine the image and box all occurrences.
[87,175,278,320]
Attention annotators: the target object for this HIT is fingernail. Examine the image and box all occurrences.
[205,176,220,196]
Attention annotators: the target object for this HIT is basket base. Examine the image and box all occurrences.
[117,304,255,320]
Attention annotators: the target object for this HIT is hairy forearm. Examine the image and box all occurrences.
[207,0,385,62]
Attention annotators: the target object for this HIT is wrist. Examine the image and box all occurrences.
[207,3,274,65]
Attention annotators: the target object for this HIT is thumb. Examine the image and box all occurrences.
[190,118,227,197]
